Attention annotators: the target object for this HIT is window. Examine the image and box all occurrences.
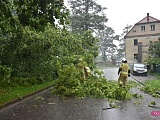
[141,26,145,31]
[134,39,138,46]
[151,25,155,31]
[134,54,138,60]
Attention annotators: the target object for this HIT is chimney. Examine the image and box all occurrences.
[147,13,149,22]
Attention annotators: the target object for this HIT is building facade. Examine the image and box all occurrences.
[124,13,160,64]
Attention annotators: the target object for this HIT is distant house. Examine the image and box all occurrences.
[124,13,160,64]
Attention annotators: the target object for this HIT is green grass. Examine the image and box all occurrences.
[145,80,160,90]
[140,80,160,98]
[0,80,55,107]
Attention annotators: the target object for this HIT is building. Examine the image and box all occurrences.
[124,13,160,64]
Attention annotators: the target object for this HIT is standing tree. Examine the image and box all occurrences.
[68,0,118,63]
[98,27,117,62]
[117,24,132,60]
[68,0,108,34]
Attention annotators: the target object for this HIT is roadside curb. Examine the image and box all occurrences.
[0,85,53,110]
[131,76,160,95]
[130,76,146,86]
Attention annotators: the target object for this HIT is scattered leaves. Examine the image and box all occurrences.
[52,65,137,101]
[150,101,156,105]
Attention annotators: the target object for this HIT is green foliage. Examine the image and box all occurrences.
[52,64,81,96]
[97,27,117,61]
[150,101,156,105]
[146,57,160,65]
[1,26,55,80]
[81,31,99,58]
[140,80,160,98]
[145,80,160,90]
[0,0,17,33]
[0,0,100,88]
[55,30,99,69]
[0,23,99,86]
[68,0,108,33]
[14,0,70,31]
[52,65,135,100]
[10,77,44,87]
[146,38,160,64]
[68,0,118,62]
[0,64,13,86]
[1,0,70,32]
[110,87,133,100]
[0,0,71,86]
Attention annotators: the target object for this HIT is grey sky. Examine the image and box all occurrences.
[64,0,160,35]
[97,0,160,35]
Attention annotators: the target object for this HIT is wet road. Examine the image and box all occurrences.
[102,67,156,82]
[0,67,160,120]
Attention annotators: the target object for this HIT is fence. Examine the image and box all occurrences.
[96,61,119,68]
[152,65,160,74]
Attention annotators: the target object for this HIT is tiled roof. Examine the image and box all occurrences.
[124,13,160,38]
[136,14,160,24]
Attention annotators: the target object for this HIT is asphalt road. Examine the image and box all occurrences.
[0,67,160,120]
[102,67,156,82]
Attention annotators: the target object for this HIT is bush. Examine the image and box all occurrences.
[0,64,13,87]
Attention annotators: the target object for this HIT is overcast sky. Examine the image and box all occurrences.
[64,0,160,35]
[97,0,160,35]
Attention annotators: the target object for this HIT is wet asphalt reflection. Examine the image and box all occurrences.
[0,67,160,120]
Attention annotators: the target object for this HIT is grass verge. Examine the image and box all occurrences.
[0,80,55,107]
[140,79,160,98]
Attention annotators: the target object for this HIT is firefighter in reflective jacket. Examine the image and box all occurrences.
[118,58,130,87]
[77,59,91,79]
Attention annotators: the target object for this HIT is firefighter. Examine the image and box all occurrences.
[118,58,130,88]
[84,66,91,78]
[77,59,91,79]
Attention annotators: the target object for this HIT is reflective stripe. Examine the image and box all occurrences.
[120,71,128,74]
[120,63,129,75]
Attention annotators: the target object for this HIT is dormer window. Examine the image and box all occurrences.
[141,26,145,31]
[151,25,155,31]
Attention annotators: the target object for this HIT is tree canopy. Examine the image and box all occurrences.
[14,0,70,31]
[1,0,70,32]
[97,27,117,61]
[68,0,108,34]
[0,0,100,86]
[68,0,119,62]
[146,37,160,64]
